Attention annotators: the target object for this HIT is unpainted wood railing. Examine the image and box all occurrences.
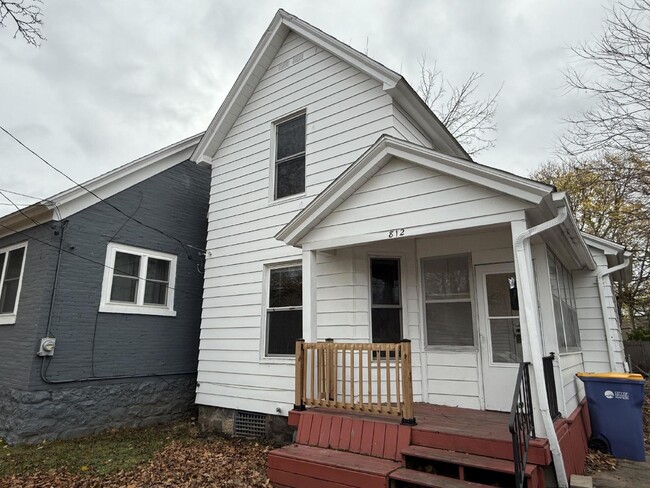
[293,339,415,424]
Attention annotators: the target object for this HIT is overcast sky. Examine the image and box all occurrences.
[0,0,612,216]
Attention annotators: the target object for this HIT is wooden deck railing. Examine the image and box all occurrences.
[293,339,415,424]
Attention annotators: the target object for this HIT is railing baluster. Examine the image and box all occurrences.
[294,341,414,423]
[509,362,534,488]
[349,349,354,409]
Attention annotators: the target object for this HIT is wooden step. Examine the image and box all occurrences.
[268,443,401,488]
[410,428,552,466]
[389,468,491,488]
[402,445,538,477]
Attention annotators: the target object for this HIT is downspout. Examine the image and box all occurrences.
[597,258,630,371]
[513,203,569,488]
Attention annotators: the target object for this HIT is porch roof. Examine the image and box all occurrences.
[276,135,554,249]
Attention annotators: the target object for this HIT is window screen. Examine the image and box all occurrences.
[548,252,581,352]
[422,254,474,346]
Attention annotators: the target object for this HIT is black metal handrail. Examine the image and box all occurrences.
[509,362,535,488]
[542,352,561,420]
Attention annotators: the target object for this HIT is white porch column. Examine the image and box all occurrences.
[302,249,317,342]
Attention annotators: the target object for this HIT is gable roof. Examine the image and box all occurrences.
[276,135,553,247]
[0,132,203,239]
[191,9,470,164]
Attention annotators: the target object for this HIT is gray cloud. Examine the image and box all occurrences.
[0,0,613,216]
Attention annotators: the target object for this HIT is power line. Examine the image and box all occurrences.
[0,125,193,259]
[0,189,54,232]
[0,221,203,300]
[0,187,46,201]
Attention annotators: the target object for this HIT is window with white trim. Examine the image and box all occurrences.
[273,113,306,200]
[100,243,177,316]
[548,252,580,352]
[422,254,474,346]
[265,264,302,356]
[0,242,27,325]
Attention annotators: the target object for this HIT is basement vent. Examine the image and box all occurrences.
[234,410,267,438]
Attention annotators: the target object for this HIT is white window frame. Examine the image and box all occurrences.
[0,241,28,325]
[421,253,476,349]
[268,109,307,204]
[261,260,303,360]
[548,251,580,353]
[99,243,177,317]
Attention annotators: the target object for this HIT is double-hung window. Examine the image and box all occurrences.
[0,242,27,325]
[548,252,580,352]
[274,113,306,200]
[422,254,474,346]
[100,243,177,316]
[265,264,302,356]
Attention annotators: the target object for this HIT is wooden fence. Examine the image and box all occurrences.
[294,339,415,423]
[624,341,650,373]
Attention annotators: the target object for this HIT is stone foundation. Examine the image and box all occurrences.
[0,375,196,445]
[198,405,295,445]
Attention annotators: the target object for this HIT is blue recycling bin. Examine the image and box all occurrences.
[576,372,645,461]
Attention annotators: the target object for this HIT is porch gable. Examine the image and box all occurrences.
[277,136,549,250]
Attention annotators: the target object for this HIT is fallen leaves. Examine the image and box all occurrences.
[0,428,273,488]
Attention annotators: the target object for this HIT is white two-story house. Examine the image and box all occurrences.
[191,10,630,488]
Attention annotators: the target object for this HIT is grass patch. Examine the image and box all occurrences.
[0,421,195,477]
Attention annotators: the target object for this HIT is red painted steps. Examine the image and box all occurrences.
[389,468,493,488]
[268,444,400,488]
[410,427,551,466]
[399,445,543,488]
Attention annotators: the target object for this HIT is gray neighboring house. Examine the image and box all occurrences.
[0,133,210,444]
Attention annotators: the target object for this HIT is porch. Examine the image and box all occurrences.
[268,401,590,488]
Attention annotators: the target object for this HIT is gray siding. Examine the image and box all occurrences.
[0,226,59,390]
[33,160,210,386]
[0,160,210,443]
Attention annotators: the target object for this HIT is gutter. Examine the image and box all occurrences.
[596,256,631,371]
[513,196,569,488]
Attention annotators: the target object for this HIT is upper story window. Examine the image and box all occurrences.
[100,243,177,316]
[0,242,27,325]
[548,252,580,352]
[422,254,474,347]
[274,113,306,200]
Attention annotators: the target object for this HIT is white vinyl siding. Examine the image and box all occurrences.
[573,250,626,372]
[392,102,433,148]
[560,351,585,414]
[198,30,397,415]
[300,158,531,247]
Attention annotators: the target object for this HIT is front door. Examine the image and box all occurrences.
[476,263,523,411]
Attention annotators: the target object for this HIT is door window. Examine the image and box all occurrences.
[370,258,402,343]
[485,272,522,363]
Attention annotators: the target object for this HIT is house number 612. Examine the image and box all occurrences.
[388,229,405,238]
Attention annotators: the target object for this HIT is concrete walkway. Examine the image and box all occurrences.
[591,452,650,488]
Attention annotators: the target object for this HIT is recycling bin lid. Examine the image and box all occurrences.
[576,372,644,381]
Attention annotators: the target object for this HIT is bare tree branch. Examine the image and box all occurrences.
[416,56,501,156]
[560,0,650,156]
[0,0,44,46]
